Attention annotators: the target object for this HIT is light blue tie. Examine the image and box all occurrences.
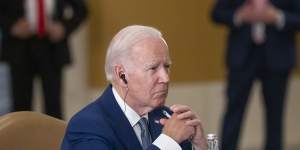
[138,117,152,150]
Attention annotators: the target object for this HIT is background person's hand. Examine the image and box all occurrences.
[47,21,65,42]
[260,3,281,25]
[11,18,32,39]
[235,2,259,24]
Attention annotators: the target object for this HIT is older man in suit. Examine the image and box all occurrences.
[0,0,87,119]
[211,0,300,150]
[61,25,208,150]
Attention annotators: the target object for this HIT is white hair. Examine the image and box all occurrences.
[104,25,168,81]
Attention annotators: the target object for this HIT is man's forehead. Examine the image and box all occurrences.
[130,53,171,69]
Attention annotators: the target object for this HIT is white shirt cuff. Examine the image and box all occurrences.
[153,134,182,150]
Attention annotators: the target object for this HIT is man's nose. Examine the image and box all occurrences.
[158,68,169,83]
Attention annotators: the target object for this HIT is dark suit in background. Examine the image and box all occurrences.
[61,85,192,150]
[0,0,87,119]
[211,0,300,150]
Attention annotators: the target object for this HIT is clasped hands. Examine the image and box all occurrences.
[11,18,65,42]
[160,104,207,150]
[236,0,281,25]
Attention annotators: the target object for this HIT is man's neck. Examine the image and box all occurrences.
[112,84,152,116]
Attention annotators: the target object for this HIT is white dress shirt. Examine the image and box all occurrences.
[112,87,182,150]
[24,0,55,33]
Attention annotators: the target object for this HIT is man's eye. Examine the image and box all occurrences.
[164,64,170,69]
[150,66,158,70]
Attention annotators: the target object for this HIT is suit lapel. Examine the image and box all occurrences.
[99,86,143,150]
[148,108,164,140]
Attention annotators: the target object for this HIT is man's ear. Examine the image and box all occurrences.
[114,65,127,85]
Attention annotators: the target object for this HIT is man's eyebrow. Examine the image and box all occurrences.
[166,61,172,65]
[143,61,172,69]
[144,62,157,69]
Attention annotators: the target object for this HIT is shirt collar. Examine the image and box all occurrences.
[112,87,148,127]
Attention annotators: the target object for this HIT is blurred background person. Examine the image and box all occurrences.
[0,0,87,119]
[211,0,300,150]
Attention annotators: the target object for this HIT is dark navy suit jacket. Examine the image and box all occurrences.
[211,0,300,70]
[61,85,192,150]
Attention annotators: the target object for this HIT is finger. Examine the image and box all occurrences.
[177,110,196,120]
[170,104,190,113]
[186,126,196,137]
[185,119,201,126]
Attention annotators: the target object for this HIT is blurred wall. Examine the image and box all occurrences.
[87,0,300,88]
[87,0,227,88]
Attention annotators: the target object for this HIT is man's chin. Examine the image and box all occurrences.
[155,98,166,107]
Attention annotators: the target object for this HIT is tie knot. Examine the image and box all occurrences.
[138,117,148,129]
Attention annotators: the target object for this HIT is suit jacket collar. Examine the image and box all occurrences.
[98,85,143,150]
[97,85,165,149]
